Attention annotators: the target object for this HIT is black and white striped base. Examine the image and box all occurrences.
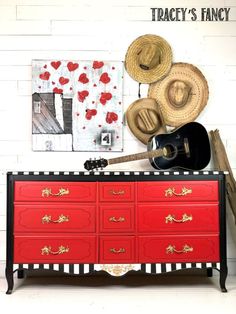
[13,262,221,277]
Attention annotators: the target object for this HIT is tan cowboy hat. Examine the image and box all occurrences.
[125,34,173,84]
[126,98,167,144]
[148,63,209,127]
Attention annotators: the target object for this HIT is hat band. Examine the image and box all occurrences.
[140,64,150,70]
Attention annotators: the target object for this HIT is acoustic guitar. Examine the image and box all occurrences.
[84,122,211,171]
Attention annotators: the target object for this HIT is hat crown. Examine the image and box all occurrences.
[138,44,161,71]
[167,80,191,108]
[137,108,159,134]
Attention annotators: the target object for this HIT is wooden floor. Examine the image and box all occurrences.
[1,273,236,313]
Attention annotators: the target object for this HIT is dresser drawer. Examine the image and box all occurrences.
[14,204,96,233]
[99,182,134,202]
[99,236,136,263]
[14,181,96,202]
[137,181,218,202]
[99,204,135,233]
[14,235,97,263]
[138,235,219,263]
[138,203,219,233]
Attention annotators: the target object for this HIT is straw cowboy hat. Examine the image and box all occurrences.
[126,98,167,144]
[148,63,209,127]
[125,34,173,84]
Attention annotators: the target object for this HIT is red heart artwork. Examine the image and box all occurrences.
[78,90,89,102]
[59,77,69,85]
[100,72,111,84]
[86,109,97,120]
[53,87,63,94]
[93,61,104,69]
[39,71,50,80]
[100,92,112,105]
[106,112,118,124]
[51,61,61,70]
[67,62,79,71]
[78,73,89,84]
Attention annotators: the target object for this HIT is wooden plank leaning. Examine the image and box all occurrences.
[210,129,236,222]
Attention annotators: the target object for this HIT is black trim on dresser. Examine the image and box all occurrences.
[218,174,228,292]
[6,171,228,294]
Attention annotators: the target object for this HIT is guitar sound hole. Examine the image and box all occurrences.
[163,144,177,160]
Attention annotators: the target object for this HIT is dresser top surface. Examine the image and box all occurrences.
[7,170,227,182]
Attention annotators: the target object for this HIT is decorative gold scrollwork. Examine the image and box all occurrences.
[110,248,126,254]
[109,216,125,223]
[101,264,134,276]
[42,188,69,197]
[110,190,125,195]
[165,213,193,224]
[166,244,193,254]
[165,187,192,197]
[41,245,69,255]
[42,214,69,224]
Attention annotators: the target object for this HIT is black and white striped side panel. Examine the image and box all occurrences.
[139,262,220,273]
[13,263,94,274]
[13,262,220,276]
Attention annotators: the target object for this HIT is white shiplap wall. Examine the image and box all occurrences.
[0,0,236,275]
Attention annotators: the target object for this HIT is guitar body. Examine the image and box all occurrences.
[148,122,211,170]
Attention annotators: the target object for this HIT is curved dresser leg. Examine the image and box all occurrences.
[17,269,25,279]
[207,268,213,277]
[220,269,228,292]
[5,267,14,294]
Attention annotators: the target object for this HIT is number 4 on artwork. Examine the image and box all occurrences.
[101,132,111,146]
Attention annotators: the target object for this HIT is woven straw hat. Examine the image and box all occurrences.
[125,34,172,84]
[148,63,209,127]
[126,98,167,144]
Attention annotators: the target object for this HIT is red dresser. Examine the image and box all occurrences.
[6,171,227,293]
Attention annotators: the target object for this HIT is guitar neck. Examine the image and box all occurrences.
[107,149,163,166]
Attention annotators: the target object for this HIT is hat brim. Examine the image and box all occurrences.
[126,98,167,144]
[125,34,172,84]
[148,63,209,127]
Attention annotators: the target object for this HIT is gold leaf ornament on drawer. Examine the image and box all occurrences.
[110,190,125,195]
[165,186,192,197]
[109,216,125,223]
[41,245,69,255]
[110,248,126,254]
[41,214,69,224]
[166,244,193,254]
[41,187,69,197]
[165,213,193,224]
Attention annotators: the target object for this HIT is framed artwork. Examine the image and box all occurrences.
[32,60,124,151]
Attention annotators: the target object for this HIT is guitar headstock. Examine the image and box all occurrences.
[84,158,108,171]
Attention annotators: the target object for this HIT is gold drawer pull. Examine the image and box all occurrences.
[166,244,193,254]
[165,213,193,224]
[109,216,125,223]
[165,187,192,197]
[110,190,125,195]
[42,188,69,197]
[41,245,69,255]
[110,248,126,254]
[42,214,69,224]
